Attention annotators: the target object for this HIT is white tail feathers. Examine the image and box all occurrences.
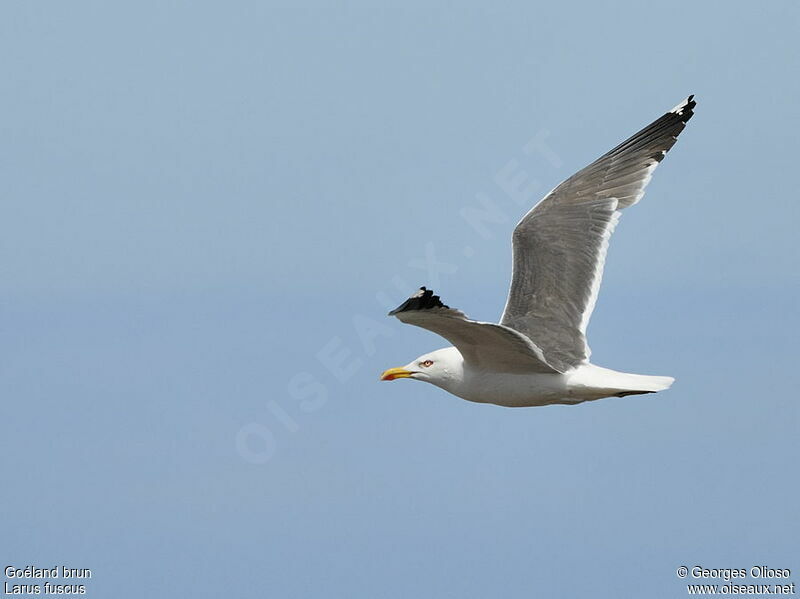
[565,365,675,401]
[618,373,675,394]
[631,374,675,392]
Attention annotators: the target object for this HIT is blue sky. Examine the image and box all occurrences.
[2,2,798,597]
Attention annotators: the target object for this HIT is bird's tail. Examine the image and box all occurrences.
[612,373,674,397]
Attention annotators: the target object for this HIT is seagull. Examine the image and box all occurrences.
[381,95,696,407]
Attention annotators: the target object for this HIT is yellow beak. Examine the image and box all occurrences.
[380,367,414,381]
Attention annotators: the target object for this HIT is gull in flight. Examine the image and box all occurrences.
[381,96,696,407]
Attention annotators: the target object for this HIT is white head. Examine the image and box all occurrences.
[380,347,464,391]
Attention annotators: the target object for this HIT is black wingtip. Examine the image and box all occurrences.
[388,287,448,316]
[670,94,696,123]
[645,95,696,163]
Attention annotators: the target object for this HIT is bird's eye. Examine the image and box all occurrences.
[420,360,434,368]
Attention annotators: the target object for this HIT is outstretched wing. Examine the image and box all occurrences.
[501,95,696,372]
[389,287,560,374]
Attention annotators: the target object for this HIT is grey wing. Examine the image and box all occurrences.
[390,287,560,374]
[500,95,696,372]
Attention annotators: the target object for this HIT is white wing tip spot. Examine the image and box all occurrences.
[669,94,695,116]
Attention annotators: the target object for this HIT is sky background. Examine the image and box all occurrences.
[2,2,798,597]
